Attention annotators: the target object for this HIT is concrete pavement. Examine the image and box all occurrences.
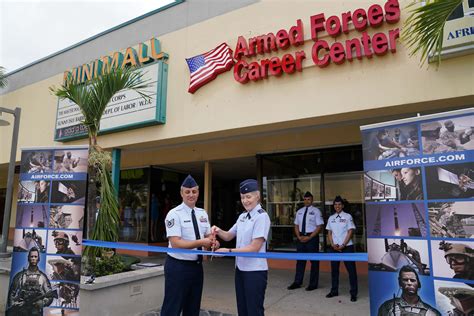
[141,255,369,316]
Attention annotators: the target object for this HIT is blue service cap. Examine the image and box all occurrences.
[240,179,258,194]
[304,191,313,198]
[182,175,198,188]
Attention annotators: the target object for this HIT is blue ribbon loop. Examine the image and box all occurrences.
[83,240,368,262]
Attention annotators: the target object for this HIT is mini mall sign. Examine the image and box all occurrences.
[55,38,169,142]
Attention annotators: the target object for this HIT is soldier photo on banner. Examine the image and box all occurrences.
[46,255,81,283]
[50,280,80,309]
[53,150,88,173]
[431,240,474,284]
[434,280,474,315]
[7,249,56,316]
[20,150,54,174]
[377,265,441,316]
[362,124,420,161]
[49,205,84,229]
[46,230,82,256]
[421,115,474,154]
[365,168,424,201]
[428,201,474,238]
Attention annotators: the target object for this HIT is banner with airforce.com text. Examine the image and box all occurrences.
[7,146,88,316]
[361,108,474,316]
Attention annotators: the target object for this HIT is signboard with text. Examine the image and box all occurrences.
[55,61,168,141]
[7,146,88,316]
[361,108,474,315]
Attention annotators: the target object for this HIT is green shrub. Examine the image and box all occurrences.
[93,255,126,277]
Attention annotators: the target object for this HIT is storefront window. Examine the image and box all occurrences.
[261,145,365,251]
[119,168,150,242]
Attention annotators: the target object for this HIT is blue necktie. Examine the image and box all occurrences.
[191,209,202,263]
[301,206,309,235]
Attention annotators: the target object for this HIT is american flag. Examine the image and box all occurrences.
[186,43,234,94]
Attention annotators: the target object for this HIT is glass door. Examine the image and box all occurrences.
[265,175,322,251]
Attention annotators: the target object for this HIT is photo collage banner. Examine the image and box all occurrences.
[361,108,474,316]
[7,146,88,316]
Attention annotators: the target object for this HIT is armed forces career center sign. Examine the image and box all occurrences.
[55,38,168,142]
[361,108,474,316]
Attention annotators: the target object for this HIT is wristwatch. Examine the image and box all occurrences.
[229,248,232,253]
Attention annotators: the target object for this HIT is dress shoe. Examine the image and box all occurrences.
[351,296,357,302]
[326,292,338,298]
[305,285,318,291]
[287,283,301,290]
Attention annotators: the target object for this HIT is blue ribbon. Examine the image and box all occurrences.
[83,240,368,262]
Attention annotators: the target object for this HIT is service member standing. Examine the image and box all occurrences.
[212,179,271,316]
[326,196,358,302]
[161,175,215,316]
[287,191,324,291]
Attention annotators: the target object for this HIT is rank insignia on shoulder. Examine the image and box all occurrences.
[258,209,266,214]
[166,219,175,228]
[199,216,208,223]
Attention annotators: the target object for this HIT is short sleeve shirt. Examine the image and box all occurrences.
[294,205,324,233]
[165,202,211,261]
[229,204,270,271]
[326,211,356,246]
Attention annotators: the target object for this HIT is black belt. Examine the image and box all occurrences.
[167,255,201,264]
[300,233,312,236]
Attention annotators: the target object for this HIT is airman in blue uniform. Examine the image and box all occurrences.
[287,191,324,291]
[161,175,216,316]
[212,179,271,316]
[325,195,358,302]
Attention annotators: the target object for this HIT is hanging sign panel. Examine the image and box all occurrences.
[361,108,474,316]
[54,60,168,142]
[6,146,88,316]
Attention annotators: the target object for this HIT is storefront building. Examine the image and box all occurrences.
[1,0,473,263]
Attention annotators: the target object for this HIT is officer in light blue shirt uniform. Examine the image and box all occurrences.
[212,179,271,316]
[161,175,215,316]
[325,195,358,302]
[287,191,324,291]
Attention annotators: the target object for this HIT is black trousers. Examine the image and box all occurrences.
[329,245,358,296]
[293,237,319,287]
[161,255,203,316]
[235,268,267,316]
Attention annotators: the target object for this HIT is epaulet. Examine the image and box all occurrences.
[258,209,266,214]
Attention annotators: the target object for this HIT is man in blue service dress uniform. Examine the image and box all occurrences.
[212,179,271,316]
[288,191,324,291]
[325,195,358,302]
[161,175,216,316]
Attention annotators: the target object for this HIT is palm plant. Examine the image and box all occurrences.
[0,66,7,88]
[51,66,150,258]
[403,0,463,66]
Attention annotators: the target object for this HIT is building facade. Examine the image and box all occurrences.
[1,0,473,257]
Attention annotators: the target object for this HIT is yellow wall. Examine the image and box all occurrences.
[1,0,473,169]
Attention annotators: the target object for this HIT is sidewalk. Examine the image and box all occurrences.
[141,255,369,316]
